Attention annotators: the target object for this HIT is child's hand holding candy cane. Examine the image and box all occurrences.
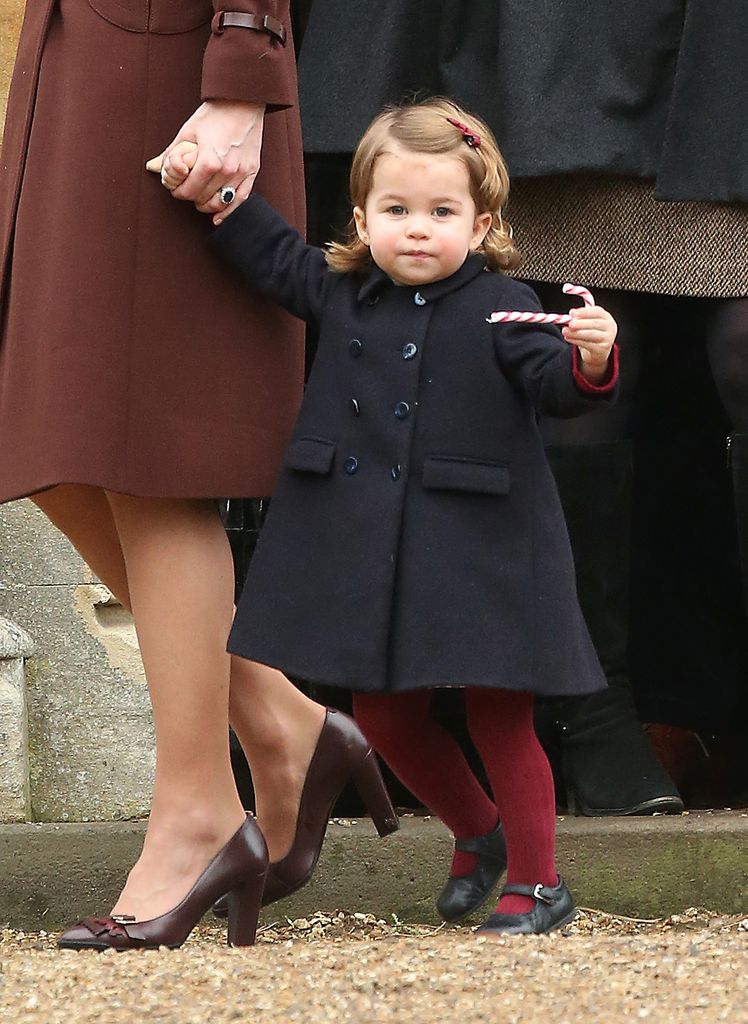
[489,283,618,385]
[562,303,617,385]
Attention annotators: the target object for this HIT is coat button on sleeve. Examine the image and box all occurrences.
[394,401,410,420]
[344,456,359,475]
[402,342,418,360]
[349,338,363,357]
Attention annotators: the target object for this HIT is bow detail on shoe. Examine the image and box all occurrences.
[78,915,148,942]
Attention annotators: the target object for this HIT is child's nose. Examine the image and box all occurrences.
[406,215,430,237]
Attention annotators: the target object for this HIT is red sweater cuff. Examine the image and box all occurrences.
[572,344,619,395]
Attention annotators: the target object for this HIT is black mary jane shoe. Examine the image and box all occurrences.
[435,822,507,923]
[476,877,576,936]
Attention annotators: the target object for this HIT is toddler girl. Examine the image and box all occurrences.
[159,97,618,934]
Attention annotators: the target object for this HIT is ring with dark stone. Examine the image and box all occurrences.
[219,186,236,205]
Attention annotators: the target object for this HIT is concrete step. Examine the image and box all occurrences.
[2,812,747,930]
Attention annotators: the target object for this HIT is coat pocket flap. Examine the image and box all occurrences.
[422,456,510,495]
[87,0,211,34]
[285,437,337,475]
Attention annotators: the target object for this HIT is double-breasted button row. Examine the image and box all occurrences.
[342,458,405,481]
[350,338,420,361]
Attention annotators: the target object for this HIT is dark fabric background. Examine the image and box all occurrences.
[298,0,748,201]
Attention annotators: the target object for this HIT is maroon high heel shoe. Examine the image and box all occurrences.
[58,817,268,950]
[214,708,399,916]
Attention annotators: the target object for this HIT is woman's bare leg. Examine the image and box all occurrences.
[31,484,131,608]
[228,658,326,862]
[32,486,326,872]
[105,492,246,921]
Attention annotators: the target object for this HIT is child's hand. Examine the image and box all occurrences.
[562,305,618,384]
[146,141,198,191]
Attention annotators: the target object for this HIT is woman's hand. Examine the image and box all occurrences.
[153,100,265,224]
[562,306,618,385]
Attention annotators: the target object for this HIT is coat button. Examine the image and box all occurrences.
[350,398,360,416]
[414,292,427,306]
[349,338,363,357]
[394,401,410,420]
[344,457,359,475]
[402,342,418,360]
[391,464,402,481]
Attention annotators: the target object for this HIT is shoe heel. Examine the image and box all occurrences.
[226,870,266,947]
[351,749,399,837]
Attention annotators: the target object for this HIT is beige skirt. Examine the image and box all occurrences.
[507,175,748,298]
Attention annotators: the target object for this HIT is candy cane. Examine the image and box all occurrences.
[487,282,595,325]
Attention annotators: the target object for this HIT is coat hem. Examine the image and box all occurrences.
[0,476,272,505]
[225,646,608,697]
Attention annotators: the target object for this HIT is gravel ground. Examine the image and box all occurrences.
[1,908,746,1023]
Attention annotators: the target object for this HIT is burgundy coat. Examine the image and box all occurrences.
[0,0,305,503]
[215,196,616,695]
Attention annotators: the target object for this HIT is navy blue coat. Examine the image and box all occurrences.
[213,195,615,694]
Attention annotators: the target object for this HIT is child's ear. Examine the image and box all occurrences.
[353,207,369,246]
[470,211,493,250]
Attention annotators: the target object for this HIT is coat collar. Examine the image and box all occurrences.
[356,253,488,305]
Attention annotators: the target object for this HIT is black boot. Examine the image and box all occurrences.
[547,442,684,815]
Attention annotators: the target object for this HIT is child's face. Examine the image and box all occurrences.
[353,145,492,286]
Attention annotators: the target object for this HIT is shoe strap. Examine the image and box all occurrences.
[454,825,502,857]
[501,882,556,906]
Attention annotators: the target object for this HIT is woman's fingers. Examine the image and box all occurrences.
[169,100,265,207]
[212,174,258,224]
[150,99,265,219]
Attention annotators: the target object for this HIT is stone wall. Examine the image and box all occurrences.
[0,503,155,821]
[0,0,23,117]
[0,616,31,820]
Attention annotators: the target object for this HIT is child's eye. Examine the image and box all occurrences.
[388,205,406,216]
[433,207,452,218]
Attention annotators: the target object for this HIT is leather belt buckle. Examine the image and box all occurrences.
[210,11,286,45]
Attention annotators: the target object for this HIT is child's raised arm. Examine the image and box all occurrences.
[561,305,618,385]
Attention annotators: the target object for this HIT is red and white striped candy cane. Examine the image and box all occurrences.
[487,282,595,325]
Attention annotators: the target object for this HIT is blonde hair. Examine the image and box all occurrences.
[325,97,521,274]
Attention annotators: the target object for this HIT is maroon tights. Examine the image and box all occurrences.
[353,688,557,914]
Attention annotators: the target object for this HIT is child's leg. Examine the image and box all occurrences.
[352,690,498,877]
[465,688,557,915]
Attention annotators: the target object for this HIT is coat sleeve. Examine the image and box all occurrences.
[491,280,619,418]
[202,1,296,109]
[210,193,333,324]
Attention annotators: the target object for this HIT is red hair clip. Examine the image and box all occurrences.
[446,117,481,148]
